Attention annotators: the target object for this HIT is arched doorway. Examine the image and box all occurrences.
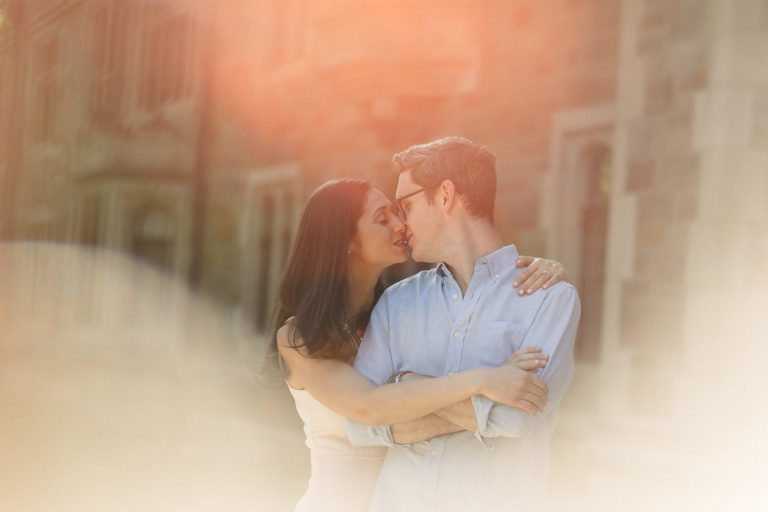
[574,144,611,361]
[130,204,177,270]
[543,105,614,363]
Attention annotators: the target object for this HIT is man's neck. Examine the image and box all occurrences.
[442,219,503,295]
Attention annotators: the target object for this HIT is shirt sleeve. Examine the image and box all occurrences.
[471,284,580,440]
[345,291,398,447]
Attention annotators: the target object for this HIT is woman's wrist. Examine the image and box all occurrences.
[469,368,493,396]
[386,370,413,384]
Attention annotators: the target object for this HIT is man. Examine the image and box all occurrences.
[346,136,580,511]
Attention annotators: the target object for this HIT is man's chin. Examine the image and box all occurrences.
[408,247,434,264]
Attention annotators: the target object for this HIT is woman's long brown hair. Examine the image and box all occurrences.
[265,178,373,375]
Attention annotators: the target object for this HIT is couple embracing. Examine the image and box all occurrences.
[267,136,580,511]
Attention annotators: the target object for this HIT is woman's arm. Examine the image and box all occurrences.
[393,347,553,439]
[277,325,548,426]
[514,256,570,296]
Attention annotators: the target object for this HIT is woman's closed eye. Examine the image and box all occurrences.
[377,206,403,226]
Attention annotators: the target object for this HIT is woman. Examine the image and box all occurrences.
[267,178,567,511]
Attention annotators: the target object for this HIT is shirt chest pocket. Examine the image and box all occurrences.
[469,320,526,368]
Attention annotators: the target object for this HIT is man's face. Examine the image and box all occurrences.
[395,171,443,263]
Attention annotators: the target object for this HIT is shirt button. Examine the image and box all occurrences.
[452,293,458,300]
[495,274,500,279]
[454,331,461,338]
[431,449,439,456]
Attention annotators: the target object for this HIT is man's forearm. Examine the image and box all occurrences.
[391,413,464,444]
[399,372,479,432]
[432,398,478,431]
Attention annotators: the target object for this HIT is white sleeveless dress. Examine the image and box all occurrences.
[288,387,386,512]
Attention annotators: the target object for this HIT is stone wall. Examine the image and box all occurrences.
[219,0,620,246]
[557,1,768,508]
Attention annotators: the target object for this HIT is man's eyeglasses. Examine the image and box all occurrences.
[396,186,435,219]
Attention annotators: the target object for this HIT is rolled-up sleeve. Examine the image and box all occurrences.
[472,285,580,440]
[346,293,398,447]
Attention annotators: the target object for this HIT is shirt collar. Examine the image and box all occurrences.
[476,244,519,280]
[435,244,519,280]
[436,262,451,277]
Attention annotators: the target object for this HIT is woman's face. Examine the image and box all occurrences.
[349,188,408,268]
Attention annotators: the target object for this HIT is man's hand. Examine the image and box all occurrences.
[514,256,569,296]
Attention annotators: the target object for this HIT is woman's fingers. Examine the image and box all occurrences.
[514,400,539,415]
[514,258,569,295]
[542,266,567,290]
[520,392,547,412]
[513,347,543,355]
[513,258,540,294]
[505,347,548,370]
[504,386,548,413]
[516,375,548,405]
[525,272,552,295]
[487,365,549,412]
[511,353,548,364]
[519,263,552,295]
[515,359,547,372]
[515,255,535,268]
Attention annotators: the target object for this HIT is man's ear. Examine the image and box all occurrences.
[439,180,458,213]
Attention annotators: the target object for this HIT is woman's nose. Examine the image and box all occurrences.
[393,214,407,233]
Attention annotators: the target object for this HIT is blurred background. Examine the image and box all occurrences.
[0,0,766,510]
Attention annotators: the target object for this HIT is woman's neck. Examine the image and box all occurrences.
[347,262,381,315]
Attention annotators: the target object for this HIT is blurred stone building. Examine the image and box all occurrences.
[0,0,300,330]
[1,1,766,506]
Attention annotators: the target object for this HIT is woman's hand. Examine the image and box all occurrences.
[504,346,549,373]
[514,256,569,296]
[480,348,549,414]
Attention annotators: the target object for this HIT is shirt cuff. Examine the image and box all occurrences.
[471,395,493,443]
[346,420,397,448]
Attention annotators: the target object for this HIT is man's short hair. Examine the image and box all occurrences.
[392,136,496,222]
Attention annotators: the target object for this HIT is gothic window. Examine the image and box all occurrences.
[90,4,128,124]
[130,205,176,270]
[140,14,193,110]
[80,195,101,246]
[255,192,275,329]
[32,38,58,143]
[241,174,299,332]
[575,144,611,362]
[0,58,6,150]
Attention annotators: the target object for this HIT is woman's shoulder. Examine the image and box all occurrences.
[276,317,300,349]
[276,317,307,389]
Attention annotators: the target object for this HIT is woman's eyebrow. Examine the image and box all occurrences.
[371,205,388,218]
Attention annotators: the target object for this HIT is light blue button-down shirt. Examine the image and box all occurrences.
[346,245,580,512]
